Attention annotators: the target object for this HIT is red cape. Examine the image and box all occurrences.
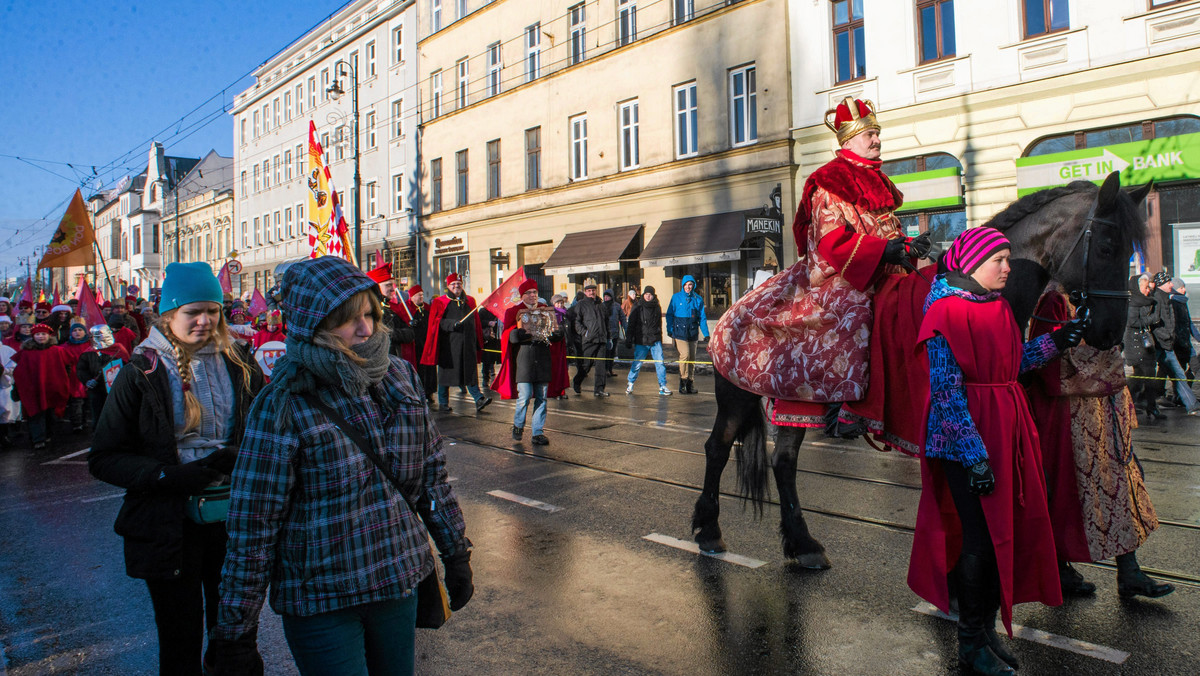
[252,328,287,349]
[793,150,903,258]
[114,326,137,355]
[13,345,72,417]
[421,294,484,366]
[59,341,92,399]
[489,303,567,399]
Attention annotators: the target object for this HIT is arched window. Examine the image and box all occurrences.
[1025,115,1200,157]
[882,152,966,246]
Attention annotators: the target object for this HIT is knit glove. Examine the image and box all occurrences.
[203,636,263,676]
[882,238,909,265]
[86,378,98,390]
[442,549,475,611]
[966,459,995,496]
[200,448,238,476]
[155,460,221,496]
[1050,317,1089,350]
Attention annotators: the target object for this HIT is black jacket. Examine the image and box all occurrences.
[1170,293,1195,358]
[383,305,416,358]
[510,325,563,383]
[88,343,264,580]
[77,349,123,391]
[626,298,663,347]
[1151,289,1175,350]
[571,296,609,347]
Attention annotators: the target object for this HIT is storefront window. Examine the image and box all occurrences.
[436,254,470,290]
[670,263,734,318]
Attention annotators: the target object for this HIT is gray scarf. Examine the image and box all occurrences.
[275,328,391,396]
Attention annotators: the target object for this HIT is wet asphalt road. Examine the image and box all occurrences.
[1,376,1198,675]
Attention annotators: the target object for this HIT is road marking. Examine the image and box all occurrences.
[41,448,91,465]
[80,493,125,503]
[487,489,562,513]
[643,532,767,569]
[911,603,1129,664]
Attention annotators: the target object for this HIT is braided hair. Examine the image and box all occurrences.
[155,307,254,434]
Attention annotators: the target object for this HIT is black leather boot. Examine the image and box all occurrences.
[678,377,687,394]
[1058,560,1096,597]
[957,554,1015,675]
[1116,551,1174,599]
[984,565,1020,670]
[686,378,697,394]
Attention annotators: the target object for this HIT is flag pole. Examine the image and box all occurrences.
[93,242,118,301]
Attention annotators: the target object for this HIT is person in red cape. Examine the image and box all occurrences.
[421,273,491,413]
[709,97,929,438]
[908,227,1088,675]
[12,323,72,450]
[405,284,437,400]
[76,325,130,429]
[125,295,149,340]
[251,310,287,349]
[1025,287,1173,600]
[367,262,417,363]
[0,315,18,350]
[490,279,564,445]
[59,318,93,434]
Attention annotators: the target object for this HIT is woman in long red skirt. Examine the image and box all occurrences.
[908,227,1086,675]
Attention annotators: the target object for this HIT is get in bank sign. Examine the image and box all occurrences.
[1015,132,1200,197]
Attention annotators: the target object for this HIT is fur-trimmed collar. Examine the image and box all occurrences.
[793,150,904,256]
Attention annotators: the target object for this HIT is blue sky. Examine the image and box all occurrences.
[0,0,350,272]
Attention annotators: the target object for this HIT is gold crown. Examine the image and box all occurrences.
[824,97,880,146]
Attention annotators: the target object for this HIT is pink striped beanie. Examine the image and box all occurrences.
[942,227,1011,275]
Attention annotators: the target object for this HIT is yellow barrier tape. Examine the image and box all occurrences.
[482,347,714,366]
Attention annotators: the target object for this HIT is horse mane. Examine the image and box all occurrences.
[984,179,1148,248]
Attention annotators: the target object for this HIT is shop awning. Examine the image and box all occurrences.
[541,224,643,276]
[639,211,748,267]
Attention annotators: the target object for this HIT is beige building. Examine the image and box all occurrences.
[416,0,791,326]
[162,151,236,284]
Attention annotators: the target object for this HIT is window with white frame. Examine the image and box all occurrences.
[618,0,637,46]
[487,43,502,97]
[284,149,293,181]
[240,170,247,195]
[456,0,467,19]
[674,0,694,24]
[366,40,376,78]
[349,50,359,81]
[285,206,293,239]
[487,139,501,200]
[241,220,248,248]
[273,154,281,185]
[456,58,468,109]
[432,0,442,31]
[675,81,698,158]
[296,83,305,116]
[321,132,330,162]
[274,211,282,242]
[295,144,304,178]
[308,76,317,109]
[262,104,271,133]
[366,110,377,149]
[368,181,378,218]
[619,100,640,170]
[570,114,588,180]
[297,203,305,238]
[730,65,757,146]
[240,118,247,145]
[284,90,292,121]
[570,4,586,65]
[392,99,404,137]
[393,173,405,212]
[334,126,346,161]
[394,24,404,63]
[321,68,329,102]
[273,97,280,128]
[252,110,260,137]
[526,24,541,82]
[456,150,468,206]
[431,71,443,118]
[253,216,261,246]
[263,159,271,189]
[253,164,261,192]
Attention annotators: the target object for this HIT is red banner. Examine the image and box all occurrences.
[478,268,529,321]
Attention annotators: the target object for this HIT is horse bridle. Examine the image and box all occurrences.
[1039,204,1131,324]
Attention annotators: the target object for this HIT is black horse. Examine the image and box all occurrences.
[692,173,1150,567]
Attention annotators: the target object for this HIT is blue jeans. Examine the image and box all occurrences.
[627,342,667,387]
[282,595,418,676]
[513,382,548,434]
[438,384,483,407]
[1158,349,1198,411]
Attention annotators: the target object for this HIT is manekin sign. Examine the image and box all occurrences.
[1016,132,1200,196]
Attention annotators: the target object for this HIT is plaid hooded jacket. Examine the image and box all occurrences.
[214,257,467,641]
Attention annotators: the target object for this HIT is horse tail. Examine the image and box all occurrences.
[714,370,770,516]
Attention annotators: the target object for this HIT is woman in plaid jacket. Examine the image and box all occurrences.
[205,256,473,676]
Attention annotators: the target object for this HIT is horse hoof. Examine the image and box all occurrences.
[697,537,728,554]
[793,552,832,570]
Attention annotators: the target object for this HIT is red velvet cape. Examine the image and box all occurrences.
[793,150,903,258]
[114,326,137,355]
[13,344,72,417]
[420,294,484,366]
[489,303,567,399]
[252,328,287,349]
[907,294,1062,636]
[59,340,92,399]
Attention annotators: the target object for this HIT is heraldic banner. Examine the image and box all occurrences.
[38,189,96,269]
[479,268,529,320]
[305,120,355,264]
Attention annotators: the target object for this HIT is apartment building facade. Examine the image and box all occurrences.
[161,150,236,285]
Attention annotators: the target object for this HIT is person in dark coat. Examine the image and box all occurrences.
[1151,273,1198,413]
[1169,277,1200,383]
[1125,274,1163,420]
[491,279,563,445]
[368,263,417,362]
[625,286,672,396]
[570,282,610,396]
[479,307,502,386]
[87,262,265,676]
[602,289,624,377]
[76,324,131,426]
[420,273,492,412]
[407,285,437,401]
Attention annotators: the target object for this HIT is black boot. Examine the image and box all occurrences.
[678,377,687,395]
[984,565,1020,670]
[1058,560,1096,597]
[1116,551,1174,599]
[957,554,1015,675]
[686,378,697,394]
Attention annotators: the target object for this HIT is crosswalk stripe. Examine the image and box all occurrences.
[487,489,562,513]
[643,532,767,569]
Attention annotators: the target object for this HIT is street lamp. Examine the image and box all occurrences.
[327,58,362,267]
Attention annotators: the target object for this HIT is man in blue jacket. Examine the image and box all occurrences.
[666,274,708,394]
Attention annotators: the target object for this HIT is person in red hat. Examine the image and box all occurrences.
[251,310,287,349]
[11,323,72,449]
[421,273,491,412]
[125,295,149,340]
[367,262,418,363]
[34,301,52,323]
[709,96,930,440]
[404,284,437,399]
[490,279,564,445]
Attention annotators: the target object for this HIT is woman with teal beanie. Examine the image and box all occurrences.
[89,262,264,676]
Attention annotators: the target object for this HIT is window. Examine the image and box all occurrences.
[570,114,588,180]
[832,0,865,83]
[487,43,502,97]
[367,181,378,218]
[431,71,443,118]
[456,0,467,19]
[1023,0,1068,38]
[263,159,271,190]
[1151,0,1192,7]
[284,90,292,121]
[297,203,305,239]
[349,50,359,82]
[570,4,586,65]
[274,154,281,185]
[321,132,330,162]
[133,223,141,255]
[334,126,346,161]
[432,0,442,31]
[366,40,376,78]
[153,223,160,254]
[295,144,304,178]
[284,149,293,181]
[1025,115,1200,156]
[240,118,247,145]
[366,110,377,149]
[730,65,757,146]
[111,222,122,258]
[274,211,282,242]
[487,139,501,199]
[273,97,280,128]
[253,164,260,192]
[394,24,404,63]
[392,99,404,138]
[526,24,541,82]
[393,173,405,212]
[253,216,261,246]
[674,0,694,24]
[308,76,317,110]
[918,0,955,63]
[431,158,443,212]
[252,110,260,138]
[241,220,248,249]
[619,0,637,46]
[619,100,640,170]
[456,149,469,206]
[262,104,271,133]
[321,68,330,102]
[525,126,541,190]
[295,83,305,116]
[285,207,293,239]
[673,82,699,159]
[456,58,469,109]
[240,170,247,196]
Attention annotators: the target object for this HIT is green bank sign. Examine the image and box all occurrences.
[1016,132,1200,196]
[891,166,965,212]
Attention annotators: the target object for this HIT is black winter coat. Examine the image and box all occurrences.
[1125,285,1158,371]
[87,343,264,580]
[1170,294,1195,359]
[626,299,663,347]
[384,306,416,358]
[1151,289,1176,350]
[571,297,609,347]
[511,326,562,383]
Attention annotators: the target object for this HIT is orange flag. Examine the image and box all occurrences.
[39,189,97,269]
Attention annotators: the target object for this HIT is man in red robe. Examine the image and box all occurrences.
[367,262,417,364]
[491,279,564,445]
[421,273,491,412]
[710,97,928,437]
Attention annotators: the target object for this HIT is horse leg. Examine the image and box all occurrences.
[692,405,738,553]
[773,426,831,570]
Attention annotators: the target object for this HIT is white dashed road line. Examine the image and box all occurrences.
[643,532,767,569]
[487,489,563,513]
[41,448,91,465]
[79,493,125,503]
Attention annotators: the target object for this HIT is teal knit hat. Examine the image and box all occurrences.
[159,262,224,314]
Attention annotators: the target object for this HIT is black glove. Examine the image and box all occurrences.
[966,459,995,496]
[1050,317,1089,350]
[907,232,933,259]
[442,549,474,611]
[155,460,221,495]
[882,238,909,265]
[200,448,238,476]
[203,636,264,676]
